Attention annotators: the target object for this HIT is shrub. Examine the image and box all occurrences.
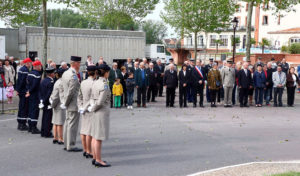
[289,43,300,54]
[281,45,288,53]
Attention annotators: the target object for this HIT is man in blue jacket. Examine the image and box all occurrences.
[135,62,149,107]
[15,58,32,131]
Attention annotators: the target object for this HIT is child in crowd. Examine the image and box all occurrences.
[6,82,14,104]
[126,72,135,109]
[112,78,123,108]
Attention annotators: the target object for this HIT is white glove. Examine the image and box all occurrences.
[47,105,52,110]
[39,100,44,109]
[60,104,66,109]
[78,108,85,114]
[87,105,94,112]
[49,98,53,105]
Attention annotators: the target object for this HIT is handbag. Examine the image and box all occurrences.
[213,70,221,87]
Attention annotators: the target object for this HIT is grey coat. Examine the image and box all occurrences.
[50,78,66,125]
[272,71,286,88]
[221,66,235,87]
[61,68,80,111]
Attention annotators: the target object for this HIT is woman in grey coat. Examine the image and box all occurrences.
[50,68,66,145]
[88,64,111,167]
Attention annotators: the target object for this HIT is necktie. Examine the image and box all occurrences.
[115,70,117,78]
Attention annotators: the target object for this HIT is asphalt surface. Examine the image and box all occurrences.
[0,92,300,176]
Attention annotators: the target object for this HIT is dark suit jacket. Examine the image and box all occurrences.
[154,64,165,82]
[266,68,273,88]
[135,68,149,88]
[238,69,253,88]
[147,68,157,86]
[179,70,190,87]
[192,66,206,87]
[108,69,122,87]
[120,72,128,91]
[163,70,178,88]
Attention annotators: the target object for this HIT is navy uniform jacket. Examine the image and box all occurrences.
[16,65,30,95]
[238,69,253,88]
[135,68,149,88]
[39,77,54,107]
[147,68,157,86]
[26,70,41,96]
[192,66,206,87]
[154,64,165,82]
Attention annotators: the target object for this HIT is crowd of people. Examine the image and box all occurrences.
[2,53,300,168]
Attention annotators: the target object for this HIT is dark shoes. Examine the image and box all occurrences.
[53,139,58,144]
[31,127,41,134]
[67,147,83,152]
[18,124,28,131]
[94,161,111,168]
[83,152,93,158]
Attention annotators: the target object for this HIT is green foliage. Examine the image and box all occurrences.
[259,38,271,54]
[79,0,159,30]
[268,172,300,176]
[289,43,300,54]
[142,20,168,44]
[281,45,289,53]
[251,38,256,45]
[231,36,240,47]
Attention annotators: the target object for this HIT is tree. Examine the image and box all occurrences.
[244,0,300,61]
[161,0,236,60]
[251,38,256,46]
[231,36,240,52]
[142,20,168,44]
[289,43,300,54]
[79,0,159,30]
[259,38,271,54]
[215,39,224,54]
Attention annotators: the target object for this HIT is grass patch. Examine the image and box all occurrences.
[268,172,300,176]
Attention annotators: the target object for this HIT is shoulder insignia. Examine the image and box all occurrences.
[73,75,78,80]
[104,84,109,90]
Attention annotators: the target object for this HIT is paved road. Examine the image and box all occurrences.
[0,93,300,176]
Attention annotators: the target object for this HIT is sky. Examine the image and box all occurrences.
[0,1,176,37]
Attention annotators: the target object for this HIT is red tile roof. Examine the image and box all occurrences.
[268,27,300,34]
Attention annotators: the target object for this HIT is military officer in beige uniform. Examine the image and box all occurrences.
[50,68,67,145]
[88,64,111,167]
[61,56,82,152]
[78,65,96,158]
[221,59,235,107]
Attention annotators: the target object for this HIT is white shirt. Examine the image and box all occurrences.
[292,74,297,86]
[183,71,186,76]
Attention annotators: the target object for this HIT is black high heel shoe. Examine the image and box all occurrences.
[85,153,93,159]
[92,159,96,165]
[57,141,64,145]
[83,152,87,157]
[53,139,58,144]
[94,161,111,168]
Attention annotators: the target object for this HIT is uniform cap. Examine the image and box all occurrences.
[209,58,214,61]
[71,56,82,62]
[45,67,56,73]
[87,65,97,71]
[23,58,33,63]
[32,60,42,66]
[169,58,174,61]
[98,64,111,71]
[57,68,67,75]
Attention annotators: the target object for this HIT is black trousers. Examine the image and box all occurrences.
[166,87,176,106]
[287,86,296,106]
[121,89,127,106]
[17,94,29,125]
[210,89,217,104]
[239,88,249,106]
[110,86,113,108]
[28,94,40,128]
[41,107,53,137]
[179,86,187,107]
[274,87,284,106]
[147,85,157,101]
[157,79,163,96]
[193,85,204,106]
[137,86,147,105]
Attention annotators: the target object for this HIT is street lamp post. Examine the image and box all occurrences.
[232,17,238,63]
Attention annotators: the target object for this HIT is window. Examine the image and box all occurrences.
[245,17,247,27]
[236,16,241,27]
[263,2,269,10]
[236,4,241,13]
[187,37,193,46]
[278,16,281,25]
[210,35,217,47]
[245,3,249,11]
[198,35,204,46]
[220,35,228,47]
[231,35,240,47]
[262,16,268,25]
[290,38,300,44]
[157,46,165,53]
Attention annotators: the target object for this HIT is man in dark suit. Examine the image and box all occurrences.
[238,62,253,107]
[264,63,273,105]
[205,58,214,103]
[135,62,149,107]
[179,64,190,107]
[187,59,195,102]
[164,64,178,107]
[108,62,122,108]
[154,59,165,97]
[147,63,157,102]
[192,60,206,108]
[124,57,134,73]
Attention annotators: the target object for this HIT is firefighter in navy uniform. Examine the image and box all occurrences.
[39,67,56,137]
[26,60,43,134]
[16,58,32,131]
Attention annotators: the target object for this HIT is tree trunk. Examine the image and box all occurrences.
[42,0,48,67]
[204,32,208,61]
[262,45,264,54]
[194,32,198,60]
[246,1,254,62]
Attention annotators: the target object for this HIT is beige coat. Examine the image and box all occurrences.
[221,66,235,87]
[61,68,80,112]
[50,78,66,125]
[90,77,111,140]
[4,65,15,85]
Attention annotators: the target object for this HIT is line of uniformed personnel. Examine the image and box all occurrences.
[16,56,112,168]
